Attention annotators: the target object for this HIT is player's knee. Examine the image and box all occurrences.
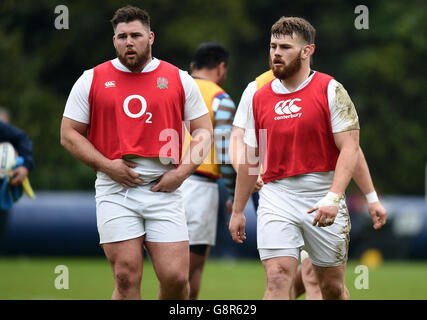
[114,270,140,294]
[302,268,319,287]
[161,270,189,290]
[265,264,293,289]
[114,271,132,292]
[113,262,141,292]
[319,280,344,299]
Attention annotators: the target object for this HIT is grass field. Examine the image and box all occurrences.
[0,257,426,300]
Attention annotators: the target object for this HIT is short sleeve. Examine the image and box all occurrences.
[63,69,94,124]
[233,81,257,128]
[243,100,258,148]
[179,70,209,121]
[328,79,360,133]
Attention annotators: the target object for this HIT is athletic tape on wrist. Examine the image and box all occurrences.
[365,191,379,203]
[312,191,341,209]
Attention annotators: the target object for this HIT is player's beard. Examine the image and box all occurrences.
[269,50,302,80]
[117,41,151,72]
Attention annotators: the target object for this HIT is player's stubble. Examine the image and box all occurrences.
[116,40,151,72]
[269,49,302,80]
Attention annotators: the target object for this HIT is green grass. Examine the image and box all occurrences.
[0,257,426,300]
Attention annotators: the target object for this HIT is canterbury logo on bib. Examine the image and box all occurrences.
[252,72,339,184]
[274,98,302,120]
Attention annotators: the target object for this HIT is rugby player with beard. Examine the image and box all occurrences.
[61,5,213,300]
[229,16,386,300]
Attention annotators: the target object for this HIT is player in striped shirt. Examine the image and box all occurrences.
[180,42,236,299]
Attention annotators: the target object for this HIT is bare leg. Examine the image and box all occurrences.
[189,246,210,300]
[102,236,144,300]
[262,256,298,300]
[301,258,322,300]
[291,264,305,299]
[145,240,190,300]
[312,263,349,300]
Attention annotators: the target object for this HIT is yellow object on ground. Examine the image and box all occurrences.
[360,248,383,269]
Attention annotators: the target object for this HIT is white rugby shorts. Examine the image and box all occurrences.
[257,182,351,267]
[180,175,219,246]
[95,182,189,244]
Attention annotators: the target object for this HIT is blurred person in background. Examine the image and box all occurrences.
[0,107,35,248]
[181,41,236,299]
[0,107,34,188]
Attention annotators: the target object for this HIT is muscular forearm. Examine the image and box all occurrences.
[177,126,213,180]
[310,140,359,227]
[233,162,259,213]
[330,145,359,196]
[60,126,110,172]
[352,149,386,229]
[352,147,375,194]
[61,120,144,188]
[330,130,360,196]
[229,126,245,172]
[229,160,257,244]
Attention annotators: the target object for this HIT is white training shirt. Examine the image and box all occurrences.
[236,71,359,195]
[64,58,209,197]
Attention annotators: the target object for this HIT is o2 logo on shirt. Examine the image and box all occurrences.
[123,94,152,123]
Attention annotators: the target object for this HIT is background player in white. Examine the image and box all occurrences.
[60,6,212,300]
[180,42,236,299]
[229,16,386,300]
[230,70,387,299]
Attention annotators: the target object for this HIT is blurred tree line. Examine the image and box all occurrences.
[0,0,425,195]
